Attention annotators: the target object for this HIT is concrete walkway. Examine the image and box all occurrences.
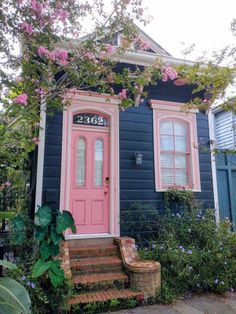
[112,292,236,314]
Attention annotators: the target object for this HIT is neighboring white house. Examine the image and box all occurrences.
[209,107,236,227]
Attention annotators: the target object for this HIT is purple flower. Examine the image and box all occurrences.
[179,245,185,252]
[176,213,181,218]
[187,250,193,255]
[21,276,26,281]
[31,282,36,289]
[214,279,219,284]
[26,281,31,286]
[188,266,193,271]
[220,281,225,285]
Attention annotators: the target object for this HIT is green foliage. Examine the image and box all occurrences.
[0,278,31,314]
[8,205,76,313]
[32,206,76,288]
[163,188,196,210]
[140,197,236,303]
[0,260,18,271]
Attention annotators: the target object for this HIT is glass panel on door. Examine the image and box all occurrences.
[76,138,86,186]
[94,139,104,187]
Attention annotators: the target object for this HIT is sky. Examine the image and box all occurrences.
[139,0,236,61]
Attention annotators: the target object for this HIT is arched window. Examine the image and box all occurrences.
[150,99,201,192]
[160,119,191,187]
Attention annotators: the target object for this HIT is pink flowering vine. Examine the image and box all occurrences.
[19,22,34,35]
[161,66,178,81]
[32,137,40,145]
[4,181,11,187]
[134,36,150,51]
[37,47,69,65]
[13,93,28,105]
[118,89,127,99]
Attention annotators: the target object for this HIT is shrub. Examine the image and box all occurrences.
[139,190,236,303]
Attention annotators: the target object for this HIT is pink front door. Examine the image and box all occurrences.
[70,129,110,234]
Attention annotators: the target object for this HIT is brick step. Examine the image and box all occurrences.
[71,257,123,275]
[69,289,144,305]
[73,272,129,292]
[69,244,119,259]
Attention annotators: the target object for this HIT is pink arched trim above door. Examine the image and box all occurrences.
[60,90,120,239]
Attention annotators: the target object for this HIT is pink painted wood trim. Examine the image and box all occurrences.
[60,90,120,238]
[150,99,185,108]
[152,101,201,192]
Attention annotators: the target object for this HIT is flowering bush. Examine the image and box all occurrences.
[139,194,236,303]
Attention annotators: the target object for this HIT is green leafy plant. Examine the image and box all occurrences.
[0,260,31,314]
[139,197,236,303]
[32,205,76,288]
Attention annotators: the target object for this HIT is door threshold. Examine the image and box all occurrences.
[65,233,117,240]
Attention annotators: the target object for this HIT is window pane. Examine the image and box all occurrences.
[160,121,173,135]
[161,170,174,185]
[174,122,187,136]
[94,139,103,187]
[160,135,174,150]
[175,155,187,169]
[161,153,174,168]
[76,138,85,186]
[175,136,187,152]
[176,171,187,186]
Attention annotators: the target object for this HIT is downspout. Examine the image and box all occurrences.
[34,105,46,213]
[208,108,220,223]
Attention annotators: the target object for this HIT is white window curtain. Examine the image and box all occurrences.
[160,120,188,187]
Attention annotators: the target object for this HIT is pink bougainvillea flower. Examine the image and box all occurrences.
[161,73,168,82]
[13,93,28,105]
[32,137,40,145]
[118,89,127,99]
[54,49,69,65]
[5,181,11,187]
[106,44,114,54]
[162,66,178,81]
[37,46,49,57]
[139,41,150,51]
[99,50,107,59]
[83,51,95,60]
[56,9,70,23]
[20,22,34,35]
[35,88,46,96]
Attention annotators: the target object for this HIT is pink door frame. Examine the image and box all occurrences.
[60,90,120,239]
[70,129,110,234]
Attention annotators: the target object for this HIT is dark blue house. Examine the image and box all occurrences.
[34,29,215,240]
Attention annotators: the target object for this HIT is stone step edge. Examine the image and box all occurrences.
[69,244,118,252]
[71,257,122,268]
[69,289,144,305]
[73,272,128,285]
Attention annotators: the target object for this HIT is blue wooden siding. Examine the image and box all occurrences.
[119,83,214,238]
[41,82,214,238]
[216,154,236,227]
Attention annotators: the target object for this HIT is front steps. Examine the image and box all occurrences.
[66,239,144,311]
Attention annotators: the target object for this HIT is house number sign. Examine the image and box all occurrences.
[73,113,108,127]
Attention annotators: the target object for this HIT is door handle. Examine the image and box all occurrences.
[104,191,108,195]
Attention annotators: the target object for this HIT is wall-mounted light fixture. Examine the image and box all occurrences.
[135,151,143,165]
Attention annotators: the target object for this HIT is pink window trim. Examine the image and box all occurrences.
[150,99,201,192]
[160,118,191,189]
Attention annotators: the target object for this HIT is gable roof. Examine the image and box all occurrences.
[133,24,171,56]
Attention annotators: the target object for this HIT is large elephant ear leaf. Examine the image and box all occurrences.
[35,206,52,227]
[0,302,20,314]
[56,211,76,234]
[0,278,31,314]
[0,260,18,271]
